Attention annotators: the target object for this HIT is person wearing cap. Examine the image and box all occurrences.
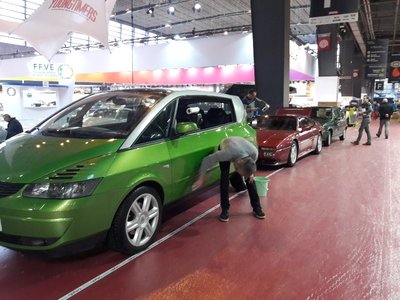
[376,98,394,139]
[352,96,373,146]
[3,114,23,140]
[192,136,265,222]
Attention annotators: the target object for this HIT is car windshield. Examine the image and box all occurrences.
[257,116,297,131]
[37,91,167,139]
[311,108,332,120]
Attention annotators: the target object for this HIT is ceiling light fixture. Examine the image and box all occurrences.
[224,30,228,35]
[193,2,201,12]
[146,7,154,17]
[168,6,175,15]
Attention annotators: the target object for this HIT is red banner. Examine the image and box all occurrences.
[317,33,331,51]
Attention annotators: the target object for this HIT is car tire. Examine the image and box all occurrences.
[324,131,332,146]
[339,129,346,140]
[287,141,298,167]
[107,186,163,255]
[313,134,322,154]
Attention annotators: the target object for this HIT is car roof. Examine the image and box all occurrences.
[275,107,311,117]
[268,114,304,119]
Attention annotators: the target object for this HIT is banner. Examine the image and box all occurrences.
[11,0,116,60]
[0,18,20,33]
[317,33,331,51]
[388,53,400,83]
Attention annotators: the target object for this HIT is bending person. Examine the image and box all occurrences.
[193,136,266,222]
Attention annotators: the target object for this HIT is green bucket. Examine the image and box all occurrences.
[254,177,270,197]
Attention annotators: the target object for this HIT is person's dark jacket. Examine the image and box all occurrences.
[6,118,23,139]
[378,102,394,120]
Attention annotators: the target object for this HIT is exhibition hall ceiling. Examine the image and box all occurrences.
[112,0,316,45]
[0,0,399,58]
[111,0,400,53]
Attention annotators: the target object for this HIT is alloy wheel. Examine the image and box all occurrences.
[125,193,160,247]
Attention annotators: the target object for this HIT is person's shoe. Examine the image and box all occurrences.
[352,141,359,145]
[253,208,266,219]
[219,210,229,222]
[363,142,371,145]
[376,133,380,138]
[385,136,388,139]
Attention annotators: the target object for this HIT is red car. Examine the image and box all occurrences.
[256,114,322,166]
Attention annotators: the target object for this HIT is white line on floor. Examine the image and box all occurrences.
[59,167,284,300]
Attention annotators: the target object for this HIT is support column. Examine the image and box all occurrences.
[250,0,290,113]
[315,24,340,105]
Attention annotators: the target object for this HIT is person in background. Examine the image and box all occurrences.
[242,90,270,122]
[3,114,23,139]
[0,126,7,142]
[352,96,373,146]
[192,136,266,222]
[376,98,393,139]
[372,101,379,120]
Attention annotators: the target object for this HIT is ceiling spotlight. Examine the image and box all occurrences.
[168,6,175,15]
[174,34,181,40]
[146,7,154,16]
[224,30,228,35]
[193,2,201,12]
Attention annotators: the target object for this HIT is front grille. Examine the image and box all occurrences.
[0,182,25,198]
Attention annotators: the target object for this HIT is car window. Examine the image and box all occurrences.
[136,101,175,145]
[40,91,165,139]
[175,96,234,130]
[333,108,340,119]
[305,117,315,127]
[312,107,332,119]
[257,116,296,130]
[299,117,314,128]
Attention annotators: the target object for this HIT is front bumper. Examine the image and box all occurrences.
[258,146,290,165]
[0,185,126,251]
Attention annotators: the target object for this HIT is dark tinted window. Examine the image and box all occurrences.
[257,116,297,131]
[136,101,175,144]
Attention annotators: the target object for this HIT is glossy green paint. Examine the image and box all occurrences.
[0,119,256,252]
[0,134,124,183]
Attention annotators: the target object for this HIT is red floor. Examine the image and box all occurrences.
[1,120,400,300]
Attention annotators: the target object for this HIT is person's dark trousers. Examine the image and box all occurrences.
[245,177,262,211]
[219,161,262,211]
[219,161,231,211]
[377,119,390,138]
[356,118,371,143]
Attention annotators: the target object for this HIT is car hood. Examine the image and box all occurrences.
[0,134,125,183]
[257,129,294,147]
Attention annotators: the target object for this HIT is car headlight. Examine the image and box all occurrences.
[23,178,102,199]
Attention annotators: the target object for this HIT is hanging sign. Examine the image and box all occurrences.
[365,39,389,79]
[309,0,360,25]
[317,33,331,51]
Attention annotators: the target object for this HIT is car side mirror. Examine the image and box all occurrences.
[176,122,199,135]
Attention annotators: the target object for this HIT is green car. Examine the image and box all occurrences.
[0,89,256,255]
